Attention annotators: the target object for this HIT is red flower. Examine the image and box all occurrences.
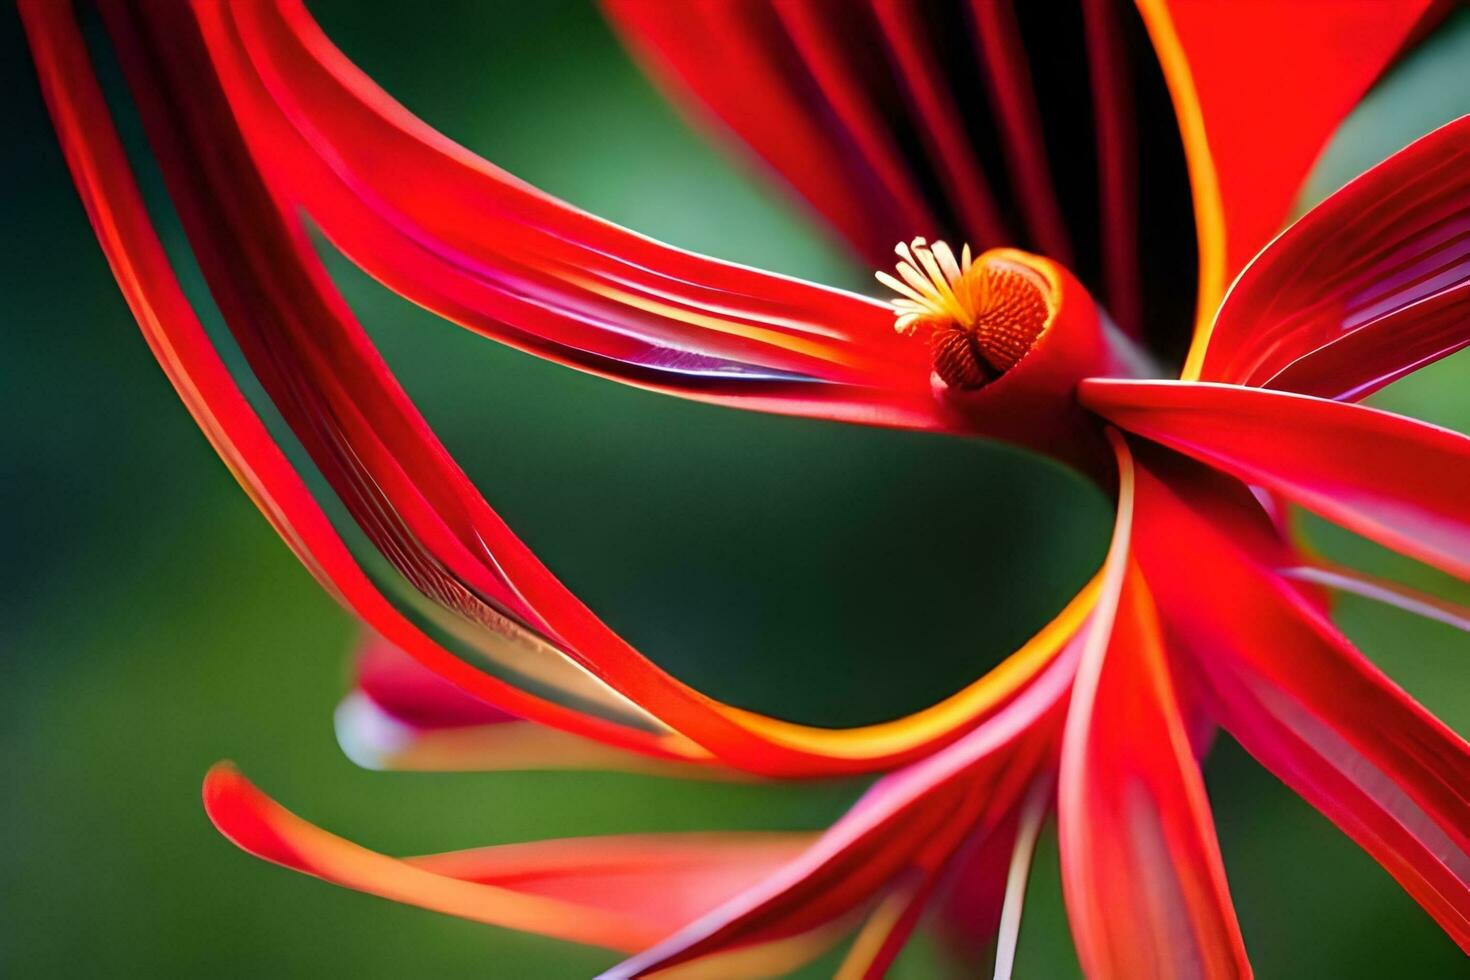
[22,0,1468,975]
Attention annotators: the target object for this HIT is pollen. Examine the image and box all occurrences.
[876,238,1051,389]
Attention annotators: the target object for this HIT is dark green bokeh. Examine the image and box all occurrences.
[3,3,1467,976]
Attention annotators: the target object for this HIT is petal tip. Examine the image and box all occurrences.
[202,763,311,873]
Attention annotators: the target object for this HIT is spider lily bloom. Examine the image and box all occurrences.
[20,0,1470,975]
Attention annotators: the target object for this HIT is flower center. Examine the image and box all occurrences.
[876,238,1052,389]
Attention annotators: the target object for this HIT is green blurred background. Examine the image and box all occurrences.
[3,2,1467,975]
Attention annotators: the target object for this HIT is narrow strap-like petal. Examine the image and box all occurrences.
[835,777,1056,978]
[609,0,1198,346]
[602,0,910,264]
[1281,564,1470,634]
[98,0,755,757]
[989,779,1049,980]
[1078,0,1141,335]
[351,631,514,730]
[1083,380,1470,581]
[338,635,736,779]
[774,0,945,241]
[869,0,1012,246]
[216,0,1131,457]
[966,0,1071,266]
[1195,115,1470,399]
[31,0,1095,777]
[832,784,996,980]
[603,645,1080,977]
[217,0,945,431]
[18,0,688,763]
[203,764,812,951]
[1136,0,1446,375]
[1059,432,1249,978]
[335,690,724,777]
[1130,449,1470,950]
[929,820,1014,974]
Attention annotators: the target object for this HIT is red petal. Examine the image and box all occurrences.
[964,0,1070,265]
[18,0,676,761]
[773,0,944,241]
[840,777,1050,978]
[338,635,736,779]
[1281,563,1470,634]
[35,0,1101,775]
[1130,449,1470,950]
[868,0,1012,246]
[1083,380,1470,581]
[336,690,738,778]
[217,1,1133,455]
[354,631,514,731]
[931,775,1051,977]
[835,866,946,978]
[216,0,1140,461]
[602,0,911,264]
[32,0,1101,777]
[202,764,811,951]
[1059,433,1249,978]
[932,809,1022,973]
[99,0,758,761]
[1138,0,1445,369]
[1077,0,1142,335]
[603,644,1080,977]
[214,0,945,431]
[1195,116,1470,399]
[609,0,1193,343]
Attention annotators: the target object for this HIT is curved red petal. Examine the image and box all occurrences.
[603,644,1080,977]
[841,778,1050,978]
[868,0,1012,246]
[601,0,911,264]
[338,634,738,779]
[221,0,1140,455]
[1083,380,1470,581]
[773,0,945,240]
[30,0,1093,777]
[1130,449,1470,950]
[1138,0,1445,370]
[334,689,737,779]
[18,0,681,763]
[99,0,772,761]
[965,0,1073,268]
[1059,432,1249,979]
[932,806,1026,973]
[1281,564,1470,635]
[214,0,943,430]
[1078,0,1142,336]
[354,631,515,731]
[609,0,1194,344]
[1196,116,1470,397]
[202,763,811,952]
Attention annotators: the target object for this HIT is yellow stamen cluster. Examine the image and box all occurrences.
[876,238,977,336]
[876,238,1050,389]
